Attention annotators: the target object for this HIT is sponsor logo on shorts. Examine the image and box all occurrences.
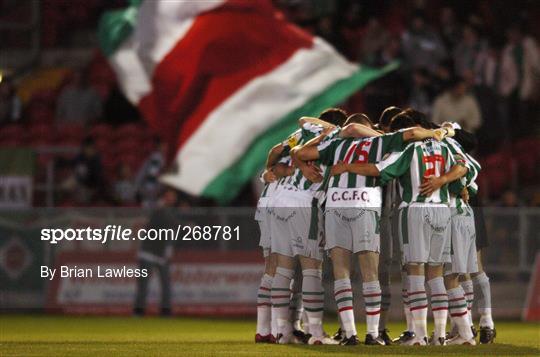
[275,210,296,222]
[332,208,367,222]
[293,236,304,250]
[423,214,450,233]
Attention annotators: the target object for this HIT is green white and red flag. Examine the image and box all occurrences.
[98,0,397,203]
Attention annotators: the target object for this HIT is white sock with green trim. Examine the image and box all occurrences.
[302,269,324,338]
[271,267,293,337]
[334,278,356,338]
[256,273,273,336]
[427,277,448,339]
[362,280,382,339]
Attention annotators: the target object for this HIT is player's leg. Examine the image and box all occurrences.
[325,207,357,344]
[358,250,385,345]
[378,267,392,344]
[330,247,357,344]
[444,272,475,345]
[256,212,276,342]
[299,256,328,344]
[471,250,496,343]
[378,209,393,344]
[290,263,305,336]
[272,254,296,343]
[269,197,299,343]
[392,207,416,344]
[352,209,385,345]
[401,206,429,345]
[459,274,475,328]
[256,252,276,342]
[293,201,334,345]
[405,263,428,345]
[426,264,448,345]
[392,267,416,344]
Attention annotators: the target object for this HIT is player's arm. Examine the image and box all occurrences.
[260,143,285,183]
[401,126,454,142]
[290,146,322,182]
[419,164,468,196]
[330,162,380,176]
[265,143,284,170]
[339,123,382,138]
[298,116,334,129]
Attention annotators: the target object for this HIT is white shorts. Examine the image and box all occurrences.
[325,208,380,253]
[270,187,324,260]
[445,209,478,274]
[258,219,271,257]
[399,204,452,264]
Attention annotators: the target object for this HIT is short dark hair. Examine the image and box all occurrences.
[389,112,416,131]
[401,108,437,129]
[318,107,348,127]
[379,106,402,128]
[344,113,373,127]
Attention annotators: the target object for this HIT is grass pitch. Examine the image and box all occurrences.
[0,315,539,356]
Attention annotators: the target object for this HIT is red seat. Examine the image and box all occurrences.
[480,152,514,194]
[0,138,25,147]
[89,124,114,139]
[115,123,147,140]
[28,124,55,141]
[0,124,27,141]
[56,124,85,143]
[115,139,145,155]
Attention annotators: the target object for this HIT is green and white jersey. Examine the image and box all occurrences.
[317,131,406,188]
[316,130,406,209]
[285,123,328,198]
[376,139,463,206]
[256,127,304,217]
[445,139,482,215]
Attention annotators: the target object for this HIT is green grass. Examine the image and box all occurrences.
[0,315,539,356]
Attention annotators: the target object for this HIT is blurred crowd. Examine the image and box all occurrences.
[0,0,539,207]
[275,0,539,145]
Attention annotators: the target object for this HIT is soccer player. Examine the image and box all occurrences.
[293,111,450,345]
[423,123,496,343]
[269,108,347,345]
[376,106,404,345]
[325,112,461,346]
[254,142,293,343]
[255,113,340,343]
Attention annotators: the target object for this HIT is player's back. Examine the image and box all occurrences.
[396,139,454,205]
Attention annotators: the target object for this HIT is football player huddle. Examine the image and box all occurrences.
[254,107,496,346]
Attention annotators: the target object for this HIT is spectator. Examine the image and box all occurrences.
[359,18,390,65]
[133,188,178,317]
[55,70,102,125]
[439,7,461,52]
[474,39,507,149]
[500,25,540,102]
[0,76,22,124]
[499,25,540,136]
[61,137,104,204]
[408,68,434,116]
[453,24,486,77]
[135,138,167,208]
[401,12,447,72]
[113,163,137,206]
[432,76,482,132]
